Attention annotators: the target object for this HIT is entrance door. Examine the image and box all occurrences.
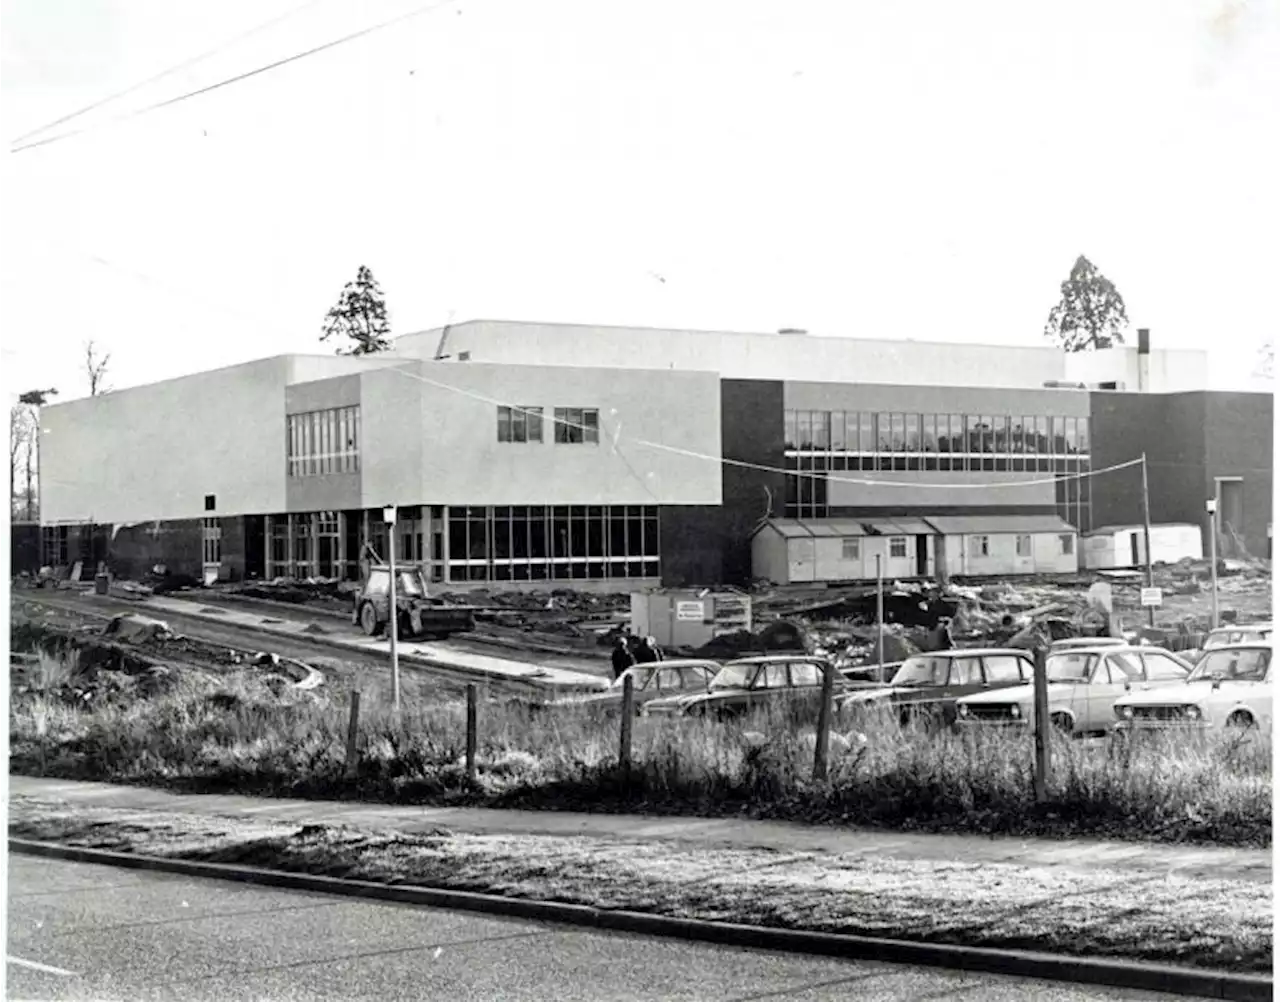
[201,518,223,585]
[915,535,928,576]
[1129,531,1141,567]
[244,516,266,580]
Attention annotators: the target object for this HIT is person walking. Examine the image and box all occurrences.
[634,636,664,664]
[611,635,636,680]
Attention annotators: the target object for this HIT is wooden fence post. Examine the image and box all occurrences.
[812,659,837,780]
[344,690,361,780]
[619,674,635,778]
[466,684,478,782]
[1032,647,1050,802]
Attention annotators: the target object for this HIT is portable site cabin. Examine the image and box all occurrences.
[1083,523,1203,570]
[751,515,1079,585]
[630,589,753,649]
[925,515,1079,577]
[751,518,937,585]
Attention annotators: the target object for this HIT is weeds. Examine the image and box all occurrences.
[8,659,1271,846]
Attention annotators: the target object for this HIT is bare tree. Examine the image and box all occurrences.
[10,404,33,519]
[14,388,58,520]
[85,340,111,395]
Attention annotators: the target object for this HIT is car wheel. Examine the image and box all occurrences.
[1226,711,1256,730]
[1050,712,1074,735]
[359,602,382,637]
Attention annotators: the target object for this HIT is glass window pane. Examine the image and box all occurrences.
[1064,416,1078,454]
[530,407,544,442]
[859,412,875,452]
[498,406,511,442]
[890,413,905,451]
[797,411,813,449]
[1077,417,1090,455]
[1036,416,1049,454]
[810,412,828,449]
[948,415,962,453]
[784,411,797,449]
[904,414,920,452]
[584,409,599,444]
[830,410,845,450]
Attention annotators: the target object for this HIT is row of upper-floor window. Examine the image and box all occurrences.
[784,411,1091,456]
[287,406,360,477]
[497,406,600,444]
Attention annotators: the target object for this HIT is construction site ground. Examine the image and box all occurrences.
[10,588,609,704]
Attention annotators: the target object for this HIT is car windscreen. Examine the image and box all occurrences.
[397,570,425,596]
[1045,652,1096,683]
[710,663,757,690]
[890,657,949,686]
[1188,648,1271,683]
[1205,630,1269,649]
[611,667,654,689]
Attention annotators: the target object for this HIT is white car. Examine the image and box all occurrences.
[954,645,1193,737]
[1179,623,1272,667]
[1112,642,1272,733]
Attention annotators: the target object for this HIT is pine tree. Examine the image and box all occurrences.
[1043,255,1130,352]
[319,266,391,355]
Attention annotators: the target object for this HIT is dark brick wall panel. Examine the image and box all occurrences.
[10,523,40,574]
[721,379,786,584]
[659,506,725,587]
[108,520,204,580]
[220,516,247,581]
[1090,391,1272,555]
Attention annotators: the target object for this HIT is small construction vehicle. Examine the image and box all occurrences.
[352,561,477,640]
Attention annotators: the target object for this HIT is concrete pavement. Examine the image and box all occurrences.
[11,776,1270,883]
[5,855,1207,1002]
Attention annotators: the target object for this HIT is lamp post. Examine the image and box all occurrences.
[383,504,400,710]
[1206,497,1219,630]
[876,553,886,682]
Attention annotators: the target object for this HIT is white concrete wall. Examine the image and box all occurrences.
[358,360,722,507]
[394,320,1069,390]
[949,531,1077,576]
[827,471,1057,508]
[1063,347,1210,392]
[41,357,290,524]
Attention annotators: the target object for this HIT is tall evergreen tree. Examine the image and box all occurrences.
[320,265,391,355]
[1043,255,1130,352]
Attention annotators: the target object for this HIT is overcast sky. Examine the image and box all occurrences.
[2,0,1277,401]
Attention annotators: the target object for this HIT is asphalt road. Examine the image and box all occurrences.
[5,856,1210,1002]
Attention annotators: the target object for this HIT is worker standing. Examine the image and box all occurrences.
[611,636,636,680]
[635,636,664,664]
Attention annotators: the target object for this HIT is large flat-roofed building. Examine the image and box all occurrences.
[36,320,1272,589]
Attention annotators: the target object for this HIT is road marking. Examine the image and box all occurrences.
[7,956,78,977]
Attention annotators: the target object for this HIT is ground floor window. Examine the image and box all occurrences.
[888,536,907,558]
[446,504,659,583]
[41,525,69,567]
[202,518,222,566]
[1016,534,1031,557]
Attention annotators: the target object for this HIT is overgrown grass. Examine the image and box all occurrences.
[9,653,1271,846]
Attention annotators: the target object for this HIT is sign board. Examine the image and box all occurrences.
[1140,587,1163,608]
[676,600,705,622]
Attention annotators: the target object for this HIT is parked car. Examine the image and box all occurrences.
[1178,623,1273,667]
[1112,641,1272,734]
[639,655,841,722]
[835,649,1035,728]
[1050,637,1127,651]
[955,644,1193,737]
[542,660,720,716]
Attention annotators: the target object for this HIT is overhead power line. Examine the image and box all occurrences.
[10,0,463,155]
[10,0,328,146]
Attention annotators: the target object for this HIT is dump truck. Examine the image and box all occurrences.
[352,564,477,640]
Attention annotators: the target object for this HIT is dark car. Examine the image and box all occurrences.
[834,648,1035,728]
[543,660,720,716]
[639,655,843,722]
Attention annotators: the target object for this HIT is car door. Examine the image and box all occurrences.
[787,660,826,718]
[1082,652,1141,732]
[982,654,1029,692]
[933,656,984,721]
[755,662,791,715]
